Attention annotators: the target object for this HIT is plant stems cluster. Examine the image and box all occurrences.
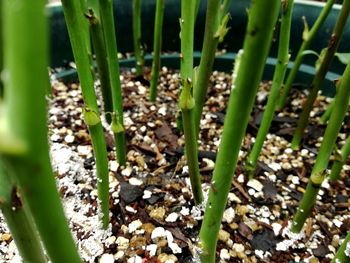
[291,0,350,149]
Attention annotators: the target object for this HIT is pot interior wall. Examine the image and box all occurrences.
[49,0,348,96]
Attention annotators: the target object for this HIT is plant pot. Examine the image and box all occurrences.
[48,0,347,96]
[1,2,347,262]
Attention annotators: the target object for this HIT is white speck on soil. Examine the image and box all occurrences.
[247,179,263,192]
[165,212,179,223]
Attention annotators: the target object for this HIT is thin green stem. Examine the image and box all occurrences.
[0,0,3,99]
[292,56,350,233]
[331,231,350,263]
[98,0,126,165]
[329,135,350,181]
[220,0,231,18]
[320,98,335,124]
[1,0,82,261]
[62,0,110,229]
[198,1,280,261]
[195,0,201,20]
[149,0,165,102]
[192,0,231,135]
[133,0,144,77]
[0,163,47,263]
[85,7,114,124]
[277,0,335,110]
[246,0,294,180]
[291,0,350,150]
[180,0,203,205]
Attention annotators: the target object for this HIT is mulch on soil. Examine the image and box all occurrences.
[0,66,349,263]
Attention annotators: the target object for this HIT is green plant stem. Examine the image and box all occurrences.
[62,0,110,229]
[195,0,201,20]
[291,0,350,150]
[133,0,144,77]
[246,0,294,180]
[329,135,350,181]
[292,59,350,233]
[198,1,279,261]
[86,7,114,124]
[331,231,350,263]
[0,0,3,99]
[1,0,82,261]
[220,0,231,17]
[192,0,231,134]
[0,163,47,263]
[98,0,126,165]
[277,0,335,110]
[149,0,165,102]
[180,0,203,205]
[320,98,335,124]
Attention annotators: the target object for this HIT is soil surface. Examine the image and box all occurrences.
[0,67,349,263]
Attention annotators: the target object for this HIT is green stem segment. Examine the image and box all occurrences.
[0,1,3,99]
[320,98,335,124]
[277,0,335,110]
[292,57,350,233]
[329,135,350,181]
[198,1,280,262]
[1,0,82,261]
[331,231,350,263]
[291,0,350,149]
[133,0,144,77]
[98,0,126,165]
[62,0,110,229]
[0,164,47,263]
[85,7,114,124]
[246,0,294,180]
[180,0,203,205]
[192,0,231,134]
[149,0,165,102]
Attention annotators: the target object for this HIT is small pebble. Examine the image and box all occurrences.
[247,179,263,192]
[146,244,158,257]
[150,207,166,221]
[99,254,114,263]
[64,134,75,143]
[165,212,178,223]
[218,229,230,242]
[121,166,133,177]
[151,227,166,241]
[220,249,231,260]
[223,207,235,223]
[129,177,143,186]
[128,219,143,233]
[142,190,152,199]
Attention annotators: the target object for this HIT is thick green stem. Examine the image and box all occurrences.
[329,135,350,181]
[331,231,350,263]
[149,0,165,102]
[292,58,350,233]
[62,0,110,229]
[180,0,203,205]
[133,0,144,77]
[85,7,114,124]
[0,163,47,263]
[192,0,231,134]
[198,1,279,261]
[246,0,294,180]
[291,0,350,150]
[1,0,82,261]
[98,0,126,165]
[277,0,335,110]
